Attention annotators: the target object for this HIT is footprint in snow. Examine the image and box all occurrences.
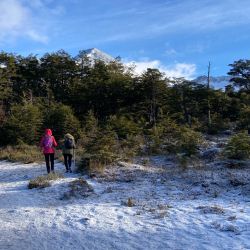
[78,218,89,224]
[117,215,123,220]
[90,208,96,213]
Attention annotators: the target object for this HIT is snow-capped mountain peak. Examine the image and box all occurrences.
[82,48,114,63]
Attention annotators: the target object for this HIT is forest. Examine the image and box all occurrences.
[0,50,249,166]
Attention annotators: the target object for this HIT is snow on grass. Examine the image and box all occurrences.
[0,152,250,250]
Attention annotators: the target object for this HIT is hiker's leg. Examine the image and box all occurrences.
[44,154,50,173]
[50,153,55,172]
[67,154,73,173]
[68,154,73,168]
[63,154,68,170]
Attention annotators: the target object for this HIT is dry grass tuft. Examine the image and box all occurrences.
[122,197,136,207]
[0,144,44,163]
[62,178,93,199]
[127,197,135,207]
[197,205,225,214]
[28,172,63,189]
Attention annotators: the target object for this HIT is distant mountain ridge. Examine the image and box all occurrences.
[81,48,232,89]
[193,75,232,89]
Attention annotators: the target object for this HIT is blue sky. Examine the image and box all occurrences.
[0,0,249,79]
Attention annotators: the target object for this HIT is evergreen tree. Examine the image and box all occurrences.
[43,103,80,140]
[40,50,77,103]
[13,55,43,102]
[2,104,43,145]
[133,68,168,127]
[228,59,250,91]
[0,52,16,107]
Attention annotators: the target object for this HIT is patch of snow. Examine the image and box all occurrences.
[0,139,250,250]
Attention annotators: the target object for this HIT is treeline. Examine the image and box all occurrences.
[0,50,249,162]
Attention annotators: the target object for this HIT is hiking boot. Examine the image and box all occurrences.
[69,168,72,173]
[65,169,69,173]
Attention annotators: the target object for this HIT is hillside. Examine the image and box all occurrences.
[0,135,249,250]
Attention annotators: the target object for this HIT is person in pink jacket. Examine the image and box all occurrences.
[40,129,58,173]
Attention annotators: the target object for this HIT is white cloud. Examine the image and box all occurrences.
[163,63,196,79]
[165,49,178,56]
[26,30,48,44]
[125,59,196,80]
[95,0,250,43]
[0,0,53,44]
[147,0,250,36]
[0,0,28,32]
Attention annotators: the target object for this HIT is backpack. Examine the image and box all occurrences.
[64,138,74,149]
[43,135,53,149]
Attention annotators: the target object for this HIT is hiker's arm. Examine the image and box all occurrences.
[53,137,58,147]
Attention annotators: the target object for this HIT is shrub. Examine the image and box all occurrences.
[43,103,80,140]
[86,129,119,164]
[145,118,178,154]
[119,134,145,159]
[206,113,231,135]
[223,132,250,160]
[107,115,142,139]
[146,126,164,154]
[176,154,203,169]
[78,126,120,174]
[28,172,63,189]
[77,112,120,173]
[2,103,43,145]
[146,118,203,156]
[78,112,144,171]
[177,127,203,156]
[239,106,250,130]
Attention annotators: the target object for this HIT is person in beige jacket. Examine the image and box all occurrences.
[62,133,76,173]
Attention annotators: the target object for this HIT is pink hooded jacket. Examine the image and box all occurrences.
[40,129,58,154]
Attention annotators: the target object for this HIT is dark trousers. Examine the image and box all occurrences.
[44,153,54,173]
[63,154,73,170]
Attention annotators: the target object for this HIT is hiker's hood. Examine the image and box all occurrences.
[45,129,52,136]
[65,133,74,139]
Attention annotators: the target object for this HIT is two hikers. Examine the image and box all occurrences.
[40,129,58,174]
[40,129,76,174]
[62,133,76,173]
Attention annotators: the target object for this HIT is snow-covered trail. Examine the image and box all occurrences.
[0,161,171,250]
[0,159,249,250]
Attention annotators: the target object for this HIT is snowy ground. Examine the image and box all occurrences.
[0,139,250,249]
